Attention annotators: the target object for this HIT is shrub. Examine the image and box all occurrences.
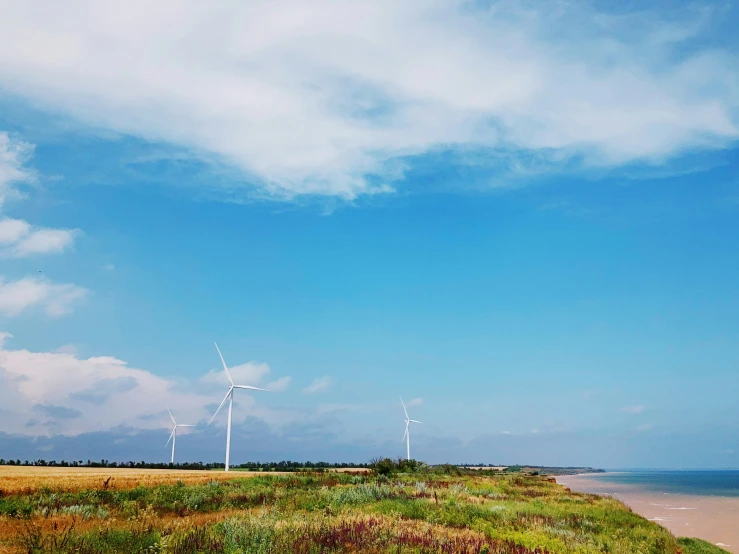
[369,457,429,475]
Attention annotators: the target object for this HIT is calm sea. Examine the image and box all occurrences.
[589,470,739,497]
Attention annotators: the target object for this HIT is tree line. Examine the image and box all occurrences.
[0,458,370,471]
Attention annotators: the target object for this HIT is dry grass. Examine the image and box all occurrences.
[0,466,267,494]
[0,508,254,550]
[0,466,369,494]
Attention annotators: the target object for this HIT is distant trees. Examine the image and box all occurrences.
[369,457,433,476]
[233,461,369,472]
[0,459,371,471]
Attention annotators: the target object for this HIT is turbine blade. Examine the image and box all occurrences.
[165,428,175,447]
[208,387,233,425]
[177,424,195,427]
[400,396,409,419]
[409,419,423,424]
[402,427,408,443]
[165,404,176,425]
[233,385,269,392]
[214,342,234,386]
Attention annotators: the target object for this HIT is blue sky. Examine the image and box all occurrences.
[0,0,738,468]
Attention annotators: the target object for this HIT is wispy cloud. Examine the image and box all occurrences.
[0,132,86,316]
[0,3,736,200]
[0,135,79,256]
[201,360,273,387]
[0,132,34,206]
[0,217,79,257]
[406,398,423,407]
[266,376,291,393]
[636,423,654,432]
[201,359,292,393]
[302,376,332,395]
[0,277,87,317]
[621,405,645,414]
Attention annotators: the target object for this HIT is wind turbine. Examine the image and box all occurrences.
[165,406,194,464]
[400,396,422,461]
[208,342,269,471]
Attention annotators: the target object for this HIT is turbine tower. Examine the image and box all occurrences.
[400,396,422,461]
[165,405,194,464]
[208,342,269,472]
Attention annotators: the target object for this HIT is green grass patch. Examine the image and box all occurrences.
[678,538,731,554]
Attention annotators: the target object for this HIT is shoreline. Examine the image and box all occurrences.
[557,473,739,553]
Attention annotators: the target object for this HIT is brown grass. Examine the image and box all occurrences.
[0,508,254,549]
[0,466,268,494]
[0,466,369,494]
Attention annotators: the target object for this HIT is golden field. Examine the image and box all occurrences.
[0,466,256,494]
[0,466,365,494]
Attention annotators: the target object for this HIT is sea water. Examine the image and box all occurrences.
[589,470,739,497]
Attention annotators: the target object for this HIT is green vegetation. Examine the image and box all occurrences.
[678,538,731,554]
[0,465,727,554]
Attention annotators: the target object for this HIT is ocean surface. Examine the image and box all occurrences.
[588,470,739,497]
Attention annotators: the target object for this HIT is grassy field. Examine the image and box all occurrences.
[0,465,727,554]
[0,467,281,495]
[0,467,369,495]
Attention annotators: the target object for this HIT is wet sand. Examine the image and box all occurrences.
[557,473,739,553]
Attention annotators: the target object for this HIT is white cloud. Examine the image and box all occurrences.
[0,2,736,199]
[0,218,30,244]
[200,354,293,395]
[0,136,80,257]
[636,423,654,432]
[0,334,288,436]
[406,398,423,407]
[302,376,332,395]
[266,376,291,392]
[0,277,87,317]
[0,331,11,348]
[621,405,645,414]
[13,227,78,257]
[0,334,199,435]
[201,360,274,387]
[0,217,79,257]
[0,132,34,206]
[0,134,85,318]
[53,344,79,356]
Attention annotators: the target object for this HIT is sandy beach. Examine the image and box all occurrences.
[557,473,739,553]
